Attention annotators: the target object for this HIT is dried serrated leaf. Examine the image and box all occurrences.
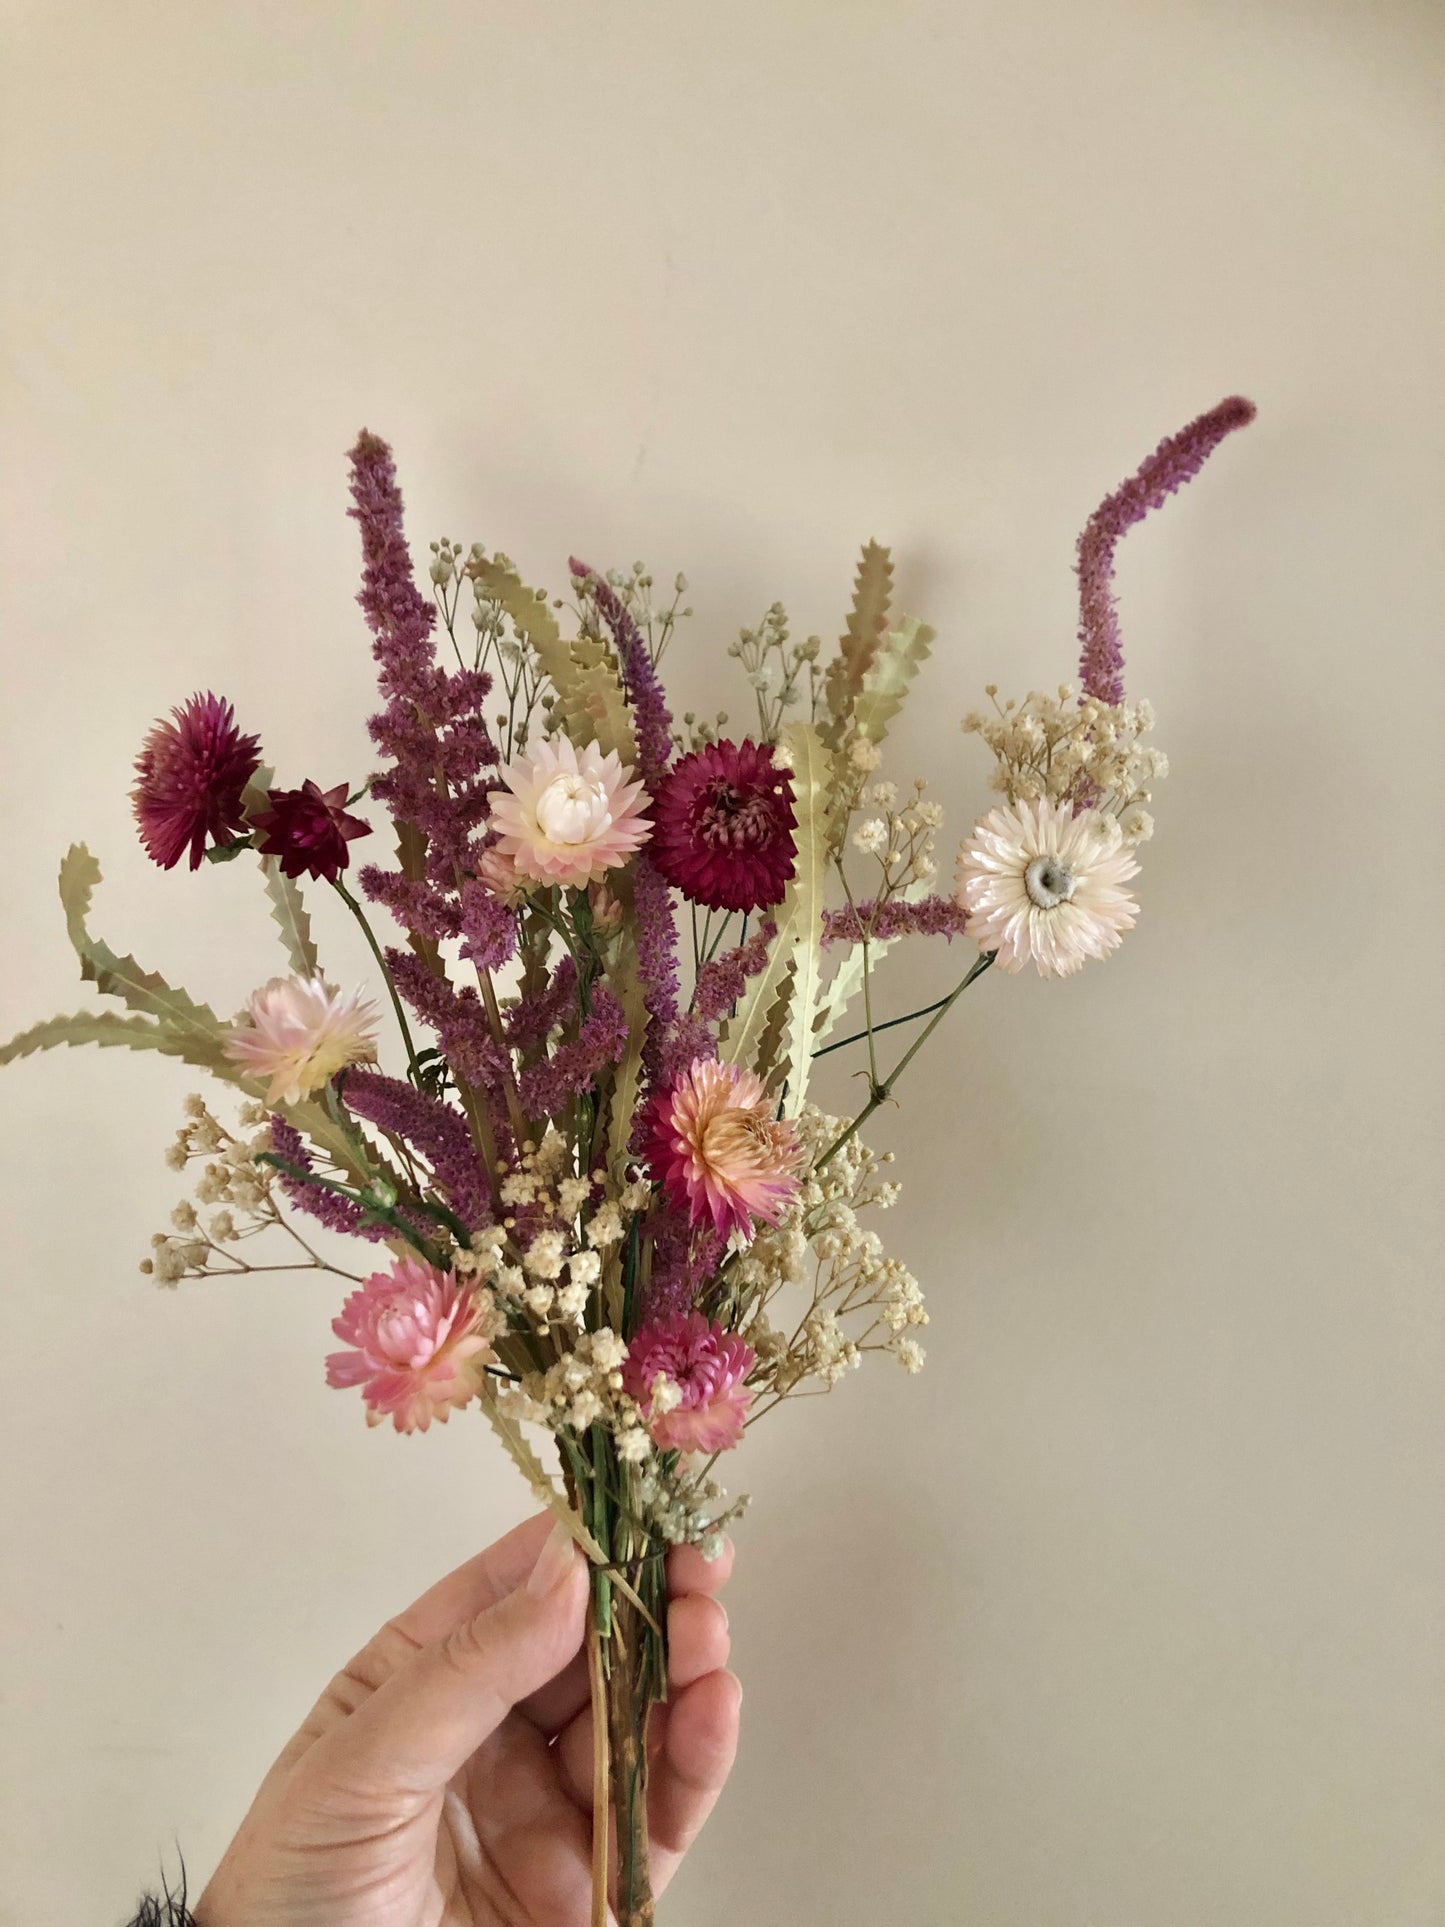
[823,540,893,744]
[777,721,833,1116]
[604,885,650,1177]
[750,955,796,1100]
[562,631,639,765]
[475,1378,606,1561]
[719,907,800,1075]
[0,1010,169,1066]
[261,859,318,977]
[467,556,573,695]
[58,844,238,1072]
[850,615,935,748]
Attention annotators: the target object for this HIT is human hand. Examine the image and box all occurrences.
[195,1513,739,1926]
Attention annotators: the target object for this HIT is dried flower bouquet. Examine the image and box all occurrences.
[2,396,1255,1926]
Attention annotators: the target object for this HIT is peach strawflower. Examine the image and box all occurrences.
[326,1256,493,1433]
[644,1056,801,1241]
[622,1312,756,1453]
[955,796,1140,978]
[488,735,651,888]
[224,975,380,1105]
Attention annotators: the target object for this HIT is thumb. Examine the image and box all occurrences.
[325,1523,589,1793]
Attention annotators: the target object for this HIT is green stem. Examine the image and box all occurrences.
[814,950,995,1171]
[330,878,423,1082]
[812,992,954,1060]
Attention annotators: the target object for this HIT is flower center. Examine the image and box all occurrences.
[700,1104,783,1171]
[697,782,777,852]
[1024,854,1076,910]
[535,773,610,844]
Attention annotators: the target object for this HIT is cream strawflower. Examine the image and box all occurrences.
[224,975,380,1104]
[955,796,1139,978]
[488,735,651,888]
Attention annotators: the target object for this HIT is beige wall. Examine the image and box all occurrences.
[2,3,1442,1922]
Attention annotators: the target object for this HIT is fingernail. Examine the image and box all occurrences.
[526,1521,580,1598]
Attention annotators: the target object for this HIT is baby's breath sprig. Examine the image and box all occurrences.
[143,1097,365,1288]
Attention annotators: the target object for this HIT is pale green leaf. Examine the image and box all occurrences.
[58,844,238,1074]
[777,721,833,1116]
[605,927,650,1181]
[474,1379,606,1561]
[719,908,800,1076]
[850,615,935,748]
[262,859,319,977]
[467,556,575,697]
[0,1009,169,1066]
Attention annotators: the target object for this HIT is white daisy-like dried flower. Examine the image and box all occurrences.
[955,797,1139,978]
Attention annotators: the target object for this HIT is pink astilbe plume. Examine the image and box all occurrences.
[131,693,261,871]
[1076,395,1256,703]
[622,1312,755,1453]
[326,1256,493,1433]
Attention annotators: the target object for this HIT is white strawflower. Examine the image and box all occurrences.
[955,797,1139,978]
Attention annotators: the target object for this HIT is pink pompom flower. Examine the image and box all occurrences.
[488,735,651,889]
[131,691,262,871]
[643,1056,801,1241]
[622,1312,756,1453]
[326,1256,494,1433]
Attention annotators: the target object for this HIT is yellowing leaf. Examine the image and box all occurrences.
[822,541,893,747]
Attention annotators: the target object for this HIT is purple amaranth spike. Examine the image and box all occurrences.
[385,948,513,1110]
[517,986,630,1119]
[347,431,501,930]
[267,1116,394,1244]
[641,1210,722,1325]
[1076,395,1257,704]
[691,920,777,1021]
[820,895,970,946]
[339,1069,493,1233]
[458,880,518,973]
[627,853,685,1142]
[568,560,674,786]
[506,957,579,1053]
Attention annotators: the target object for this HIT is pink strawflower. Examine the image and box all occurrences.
[622,1312,756,1453]
[488,735,651,888]
[643,1056,801,1241]
[326,1256,493,1433]
[955,797,1140,978]
[252,778,372,881]
[224,975,380,1104]
[131,692,262,870]
[477,840,526,904]
[650,738,796,912]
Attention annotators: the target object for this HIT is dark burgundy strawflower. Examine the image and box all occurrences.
[253,779,372,881]
[650,738,796,913]
[131,691,262,871]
